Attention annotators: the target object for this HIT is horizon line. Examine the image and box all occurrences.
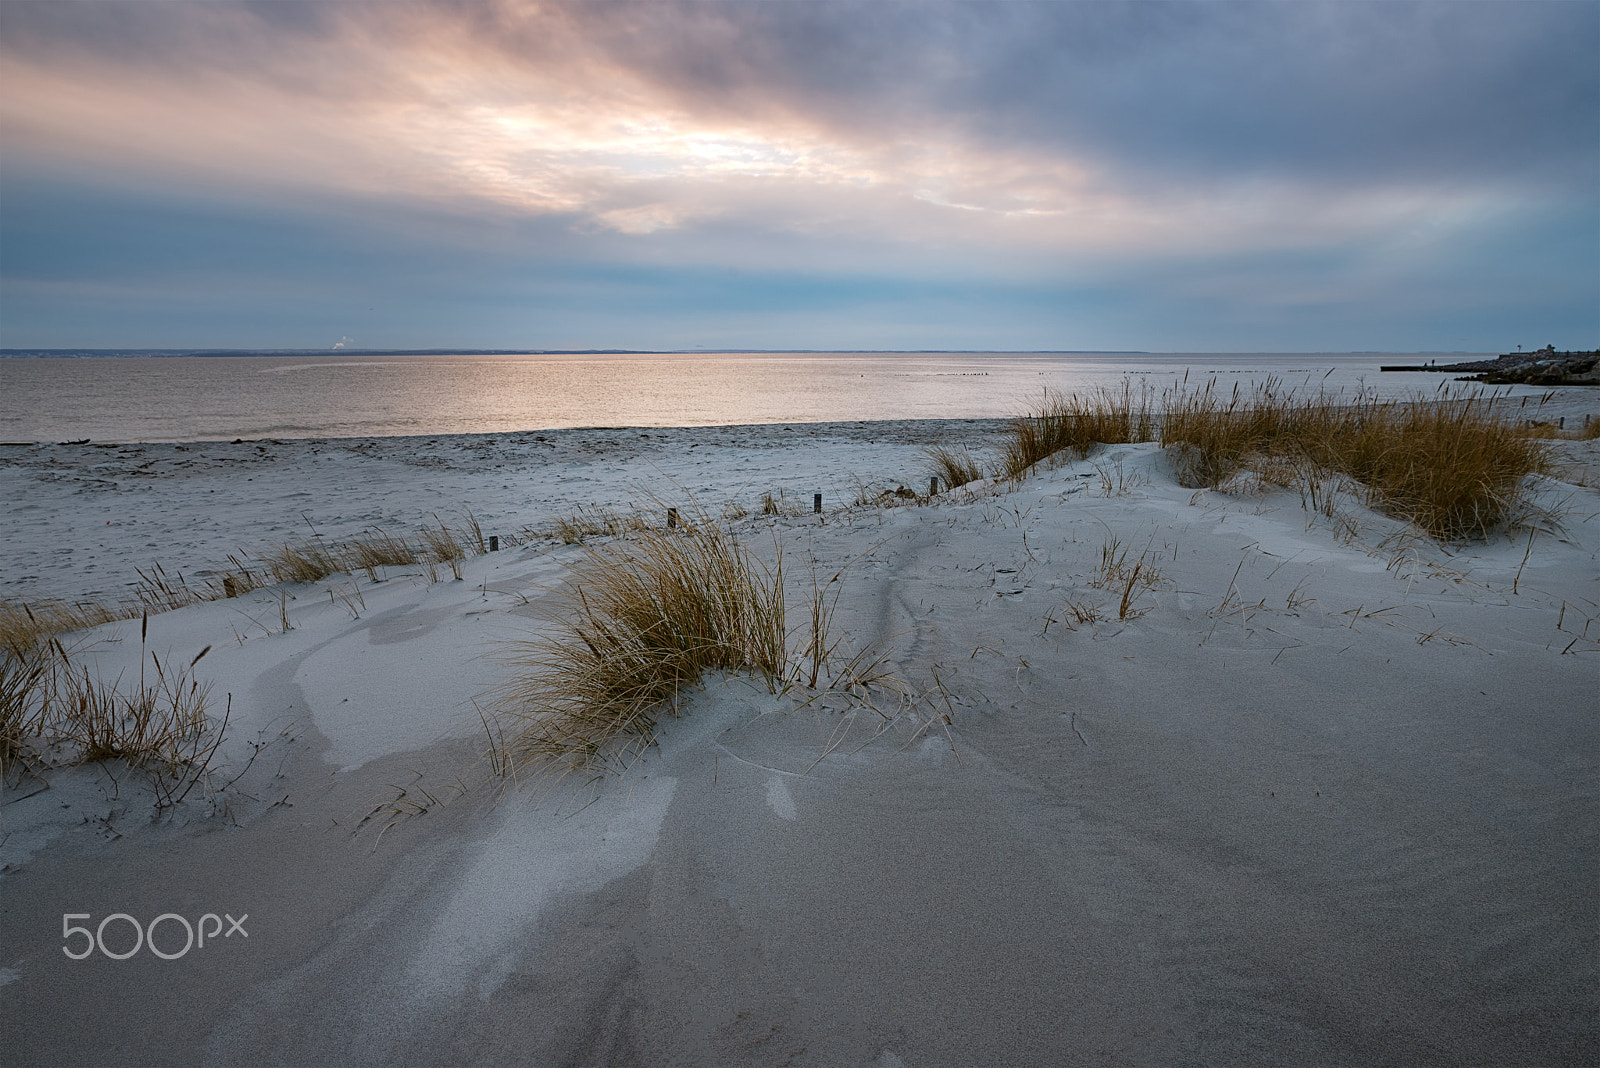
[1,347,1512,359]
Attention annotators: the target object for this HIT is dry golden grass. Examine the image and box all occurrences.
[217,553,268,598]
[991,378,1548,539]
[0,599,121,659]
[460,510,489,554]
[1085,535,1167,620]
[552,506,626,544]
[1160,378,1317,487]
[343,529,420,571]
[51,642,212,767]
[927,445,986,490]
[1160,381,1550,540]
[1,643,52,779]
[131,562,209,612]
[421,520,464,563]
[1001,383,1156,477]
[3,610,226,804]
[2,600,130,779]
[1347,400,1549,539]
[1,511,503,662]
[47,624,226,805]
[262,541,342,584]
[491,514,788,773]
[3,506,505,786]
[1051,600,1105,629]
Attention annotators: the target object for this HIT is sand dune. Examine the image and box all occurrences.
[2,419,1596,1065]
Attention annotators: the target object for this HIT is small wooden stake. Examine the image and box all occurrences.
[488,535,499,552]
[813,493,822,514]
[930,476,939,497]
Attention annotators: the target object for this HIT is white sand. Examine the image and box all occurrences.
[0,419,1009,604]
[1,411,1596,1065]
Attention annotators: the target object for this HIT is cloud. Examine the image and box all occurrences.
[552,2,1598,186]
[5,2,1591,248]
[0,1,1594,348]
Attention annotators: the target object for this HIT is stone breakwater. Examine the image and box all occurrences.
[1382,346,1600,385]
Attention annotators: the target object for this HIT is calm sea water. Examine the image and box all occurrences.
[0,352,1501,443]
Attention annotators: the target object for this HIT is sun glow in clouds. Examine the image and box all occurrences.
[0,0,1593,349]
[0,6,1517,255]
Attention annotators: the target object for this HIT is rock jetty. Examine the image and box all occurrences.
[1380,346,1599,385]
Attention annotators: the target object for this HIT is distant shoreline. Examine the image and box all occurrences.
[9,348,1158,358]
[0,348,1495,359]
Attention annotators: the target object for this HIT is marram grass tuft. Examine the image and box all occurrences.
[491,514,788,773]
[1159,380,1550,540]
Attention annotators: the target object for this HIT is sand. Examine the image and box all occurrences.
[1,409,1597,1065]
[0,419,1010,605]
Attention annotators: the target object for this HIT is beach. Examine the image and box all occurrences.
[0,419,1013,605]
[2,407,1597,1065]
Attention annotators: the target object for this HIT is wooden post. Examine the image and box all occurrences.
[1559,417,1564,429]
[668,508,678,528]
[489,535,499,552]
[813,493,822,514]
[930,476,938,497]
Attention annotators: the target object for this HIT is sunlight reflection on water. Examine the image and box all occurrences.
[0,351,1509,443]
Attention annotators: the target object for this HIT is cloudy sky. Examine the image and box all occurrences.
[1,0,1595,352]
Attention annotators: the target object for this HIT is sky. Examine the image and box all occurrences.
[0,0,1595,353]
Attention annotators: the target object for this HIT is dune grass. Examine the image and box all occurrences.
[1,599,121,660]
[421,520,464,563]
[1001,383,1156,477]
[927,445,987,490]
[217,553,268,598]
[1088,536,1166,620]
[491,513,791,773]
[3,599,144,780]
[261,541,342,585]
[1,654,47,777]
[132,562,210,612]
[1,511,499,686]
[460,510,489,554]
[993,378,1551,541]
[552,506,629,544]
[344,529,420,571]
[1,620,55,779]
[2,610,225,804]
[51,638,213,768]
[1160,381,1550,540]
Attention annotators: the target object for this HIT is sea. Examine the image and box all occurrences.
[0,351,1508,444]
